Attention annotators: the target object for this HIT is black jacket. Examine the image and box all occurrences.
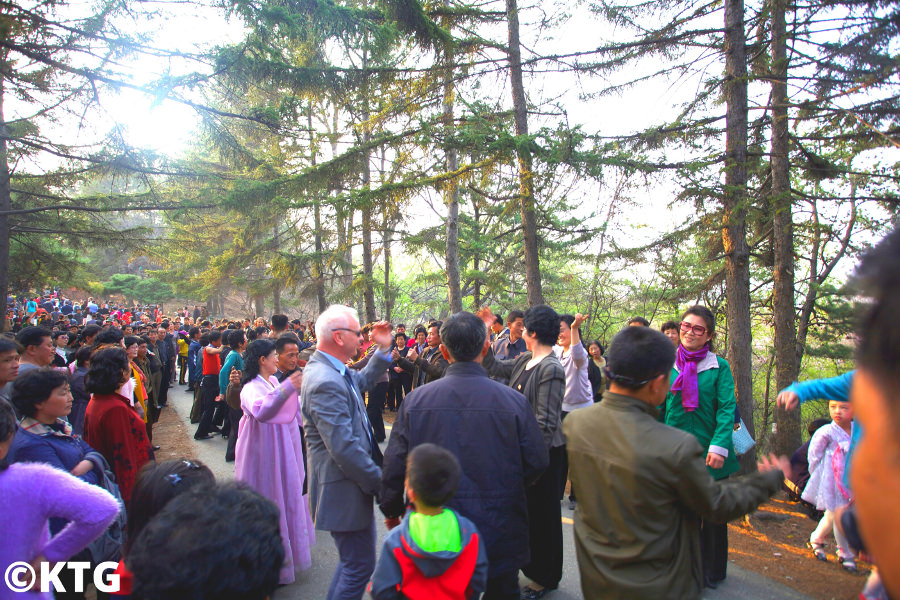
[379,361,548,577]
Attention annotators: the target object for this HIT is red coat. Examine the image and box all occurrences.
[83,392,152,504]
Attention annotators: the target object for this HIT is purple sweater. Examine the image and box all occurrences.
[0,462,120,600]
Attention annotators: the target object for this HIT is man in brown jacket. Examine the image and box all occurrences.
[563,326,790,599]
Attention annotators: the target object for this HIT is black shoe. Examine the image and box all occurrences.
[152,445,161,451]
[521,586,552,599]
[703,577,718,590]
[194,434,213,440]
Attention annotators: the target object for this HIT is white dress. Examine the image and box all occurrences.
[801,421,852,511]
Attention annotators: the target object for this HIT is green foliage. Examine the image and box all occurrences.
[103,274,174,304]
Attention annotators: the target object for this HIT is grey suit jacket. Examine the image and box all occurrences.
[301,348,391,532]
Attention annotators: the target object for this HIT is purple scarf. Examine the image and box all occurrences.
[671,344,709,412]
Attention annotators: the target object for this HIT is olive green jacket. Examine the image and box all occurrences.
[660,352,740,479]
[563,392,781,600]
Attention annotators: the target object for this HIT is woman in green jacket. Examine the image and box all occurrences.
[660,305,738,590]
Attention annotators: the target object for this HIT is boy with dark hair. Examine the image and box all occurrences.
[129,482,284,600]
[564,326,789,599]
[371,443,488,600]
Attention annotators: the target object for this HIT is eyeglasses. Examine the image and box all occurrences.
[332,328,363,337]
[680,321,708,336]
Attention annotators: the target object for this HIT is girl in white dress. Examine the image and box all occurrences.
[802,399,856,571]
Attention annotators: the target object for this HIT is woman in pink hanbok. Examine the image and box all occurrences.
[235,338,314,584]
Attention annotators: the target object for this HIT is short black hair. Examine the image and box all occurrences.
[807,417,830,437]
[407,443,461,508]
[439,312,485,362]
[208,330,222,343]
[51,330,68,341]
[81,324,101,340]
[506,310,525,324]
[15,327,50,350]
[660,320,679,333]
[493,315,503,326]
[0,338,18,355]
[129,482,283,600]
[228,329,245,350]
[605,326,676,390]
[74,346,92,368]
[627,316,650,327]
[125,459,216,557]
[124,335,143,348]
[95,327,124,346]
[414,326,427,337]
[11,368,69,418]
[560,314,576,328]
[274,335,299,354]
[271,314,289,330]
[85,347,130,395]
[854,226,900,424]
[242,339,276,386]
[523,305,560,346]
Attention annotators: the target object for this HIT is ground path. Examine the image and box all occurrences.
[156,381,815,600]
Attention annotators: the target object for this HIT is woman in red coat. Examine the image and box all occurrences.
[83,346,152,504]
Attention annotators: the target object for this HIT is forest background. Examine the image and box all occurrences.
[1,0,897,461]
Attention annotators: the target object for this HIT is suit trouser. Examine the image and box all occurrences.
[700,474,729,583]
[225,405,242,462]
[522,445,565,589]
[327,517,376,600]
[366,382,388,442]
[483,570,520,600]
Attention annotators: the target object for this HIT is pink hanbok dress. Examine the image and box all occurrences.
[235,374,315,584]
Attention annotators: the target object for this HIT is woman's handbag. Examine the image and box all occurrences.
[84,451,127,565]
[732,418,756,456]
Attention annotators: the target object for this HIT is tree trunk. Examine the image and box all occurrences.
[273,281,282,315]
[383,210,392,322]
[770,0,800,456]
[472,201,482,309]
[360,45,376,324]
[723,0,756,470]
[506,0,543,307]
[443,32,462,314]
[0,78,10,332]
[310,105,327,314]
[254,294,265,319]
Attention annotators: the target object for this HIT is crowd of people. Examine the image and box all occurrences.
[2,227,900,600]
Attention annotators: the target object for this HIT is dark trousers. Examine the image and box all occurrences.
[195,375,220,438]
[387,377,410,411]
[366,381,388,442]
[327,518,376,600]
[523,445,565,589]
[177,355,188,384]
[483,570,520,600]
[225,405,242,462]
[158,362,171,407]
[558,411,575,502]
[700,516,729,582]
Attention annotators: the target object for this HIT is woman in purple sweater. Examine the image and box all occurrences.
[0,401,119,599]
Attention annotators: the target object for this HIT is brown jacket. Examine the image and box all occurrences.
[563,391,782,600]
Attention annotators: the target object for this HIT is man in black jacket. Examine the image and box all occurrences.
[380,311,548,600]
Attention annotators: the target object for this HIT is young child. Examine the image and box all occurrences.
[802,400,856,571]
[369,443,488,600]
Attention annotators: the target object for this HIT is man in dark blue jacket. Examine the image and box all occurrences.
[380,311,548,600]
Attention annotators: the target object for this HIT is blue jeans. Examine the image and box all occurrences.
[327,517,377,600]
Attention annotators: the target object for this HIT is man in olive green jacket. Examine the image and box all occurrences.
[563,326,789,600]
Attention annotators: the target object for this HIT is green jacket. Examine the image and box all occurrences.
[660,353,739,479]
[563,392,782,600]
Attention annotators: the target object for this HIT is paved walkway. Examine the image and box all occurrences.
[165,382,814,600]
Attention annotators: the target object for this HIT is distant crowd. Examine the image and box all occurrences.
[2,222,900,600]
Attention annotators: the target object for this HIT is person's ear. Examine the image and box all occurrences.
[440,343,450,362]
[482,337,491,357]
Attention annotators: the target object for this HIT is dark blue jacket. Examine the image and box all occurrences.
[379,361,548,577]
[8,421,99,533]
[187,340,202,383]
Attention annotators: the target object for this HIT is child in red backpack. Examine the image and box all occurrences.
[370,444,488,600]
